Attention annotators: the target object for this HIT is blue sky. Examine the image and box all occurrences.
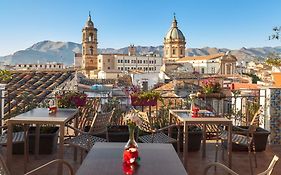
[0,0,281,56]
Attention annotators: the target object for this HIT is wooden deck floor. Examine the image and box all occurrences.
[3,142,281,175]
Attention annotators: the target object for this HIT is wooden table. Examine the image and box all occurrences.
[169,109,232,170]
[76,142,188,175]
[7,108,78,174]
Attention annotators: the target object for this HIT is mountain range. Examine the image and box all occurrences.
[1,40,281,66]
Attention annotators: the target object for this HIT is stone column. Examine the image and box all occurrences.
[269,88,281,144]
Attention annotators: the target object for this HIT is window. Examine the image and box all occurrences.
[172,49,175,55]
[226,64,231,74]
[180,49,183,55]
[121,67,123,70]
[201,68,205,74]
[166,50,168,55]
[211,67,216,74]
[108,67,110,70]
[89,46,93,55]
[118,60,120,63]
[108,59,110,62]
[120,60,123,63]
[99,59,101,63]
[89,33,93,42]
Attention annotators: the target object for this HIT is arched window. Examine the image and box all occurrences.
[226,64,231,74]
[89,46,93,55]
[172,49,175,55]
[180,49,183,55]
[89,33,93,42]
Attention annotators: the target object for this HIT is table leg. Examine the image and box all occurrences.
[6,122,12,171]
[35,124,40,159]
[183,122,188,170]
[74,115,78,161]
[57,124,65,175]
[228,124,232,168]
[202,124,207,158]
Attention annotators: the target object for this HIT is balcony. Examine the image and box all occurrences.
[0,86,280,174]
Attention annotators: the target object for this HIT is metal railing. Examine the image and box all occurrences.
[0,88,268,129]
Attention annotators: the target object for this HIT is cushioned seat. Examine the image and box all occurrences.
[65,109,114,162]
[134,110,179,152]
[139,132,177,144]
[0,132,25,145]
[65,134,106,151]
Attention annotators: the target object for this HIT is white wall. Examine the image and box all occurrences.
[131,72,160,90]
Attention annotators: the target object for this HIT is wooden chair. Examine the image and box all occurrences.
[137,111,180,152]
[77,97,100,131]
[65,109,115,161]
[0,125,29,172]
[204,155,279,175]
[0,154,74,175]
[218,107,263,175]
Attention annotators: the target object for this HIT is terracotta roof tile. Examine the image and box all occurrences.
[177,53,225,62]
[230,83,259,90]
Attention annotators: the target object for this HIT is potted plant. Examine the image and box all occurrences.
[56,91,87,108]
[130,90,162,106]
[170,125,203,152]
[197,78,225,99]
[13,125,59,154]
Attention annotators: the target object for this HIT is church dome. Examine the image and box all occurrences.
[165,16,185,40]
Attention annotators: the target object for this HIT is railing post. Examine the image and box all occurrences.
[0,84,6,133]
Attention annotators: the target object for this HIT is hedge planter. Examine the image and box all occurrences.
[223,126,270,152]
[13,127,59,154]
[198,93,226,99]
[89,125,137,142]
[171,126,203,152]
[131,96,157,106]
[108,125,132,142]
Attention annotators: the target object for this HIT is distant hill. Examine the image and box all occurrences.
[1,40,281,65]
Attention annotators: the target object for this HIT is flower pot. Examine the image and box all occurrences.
[198,93,226,99]
[84,125,137,142]
[223,126,270,152]
[13,127,59,154]
[171,125,202,152]
[131,96,157,106]
[108,125,131,142]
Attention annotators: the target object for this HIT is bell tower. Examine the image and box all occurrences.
[82,12,98,77]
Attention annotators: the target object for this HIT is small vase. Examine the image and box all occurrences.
[124,125,138,150]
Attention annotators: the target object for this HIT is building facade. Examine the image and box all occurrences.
[14,62,66,71]
[97,53,163,74]
[163,15,186,62]
[81,13,98,77]
[176,52,237,75]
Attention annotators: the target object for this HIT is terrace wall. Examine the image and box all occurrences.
[269,88,281,144]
